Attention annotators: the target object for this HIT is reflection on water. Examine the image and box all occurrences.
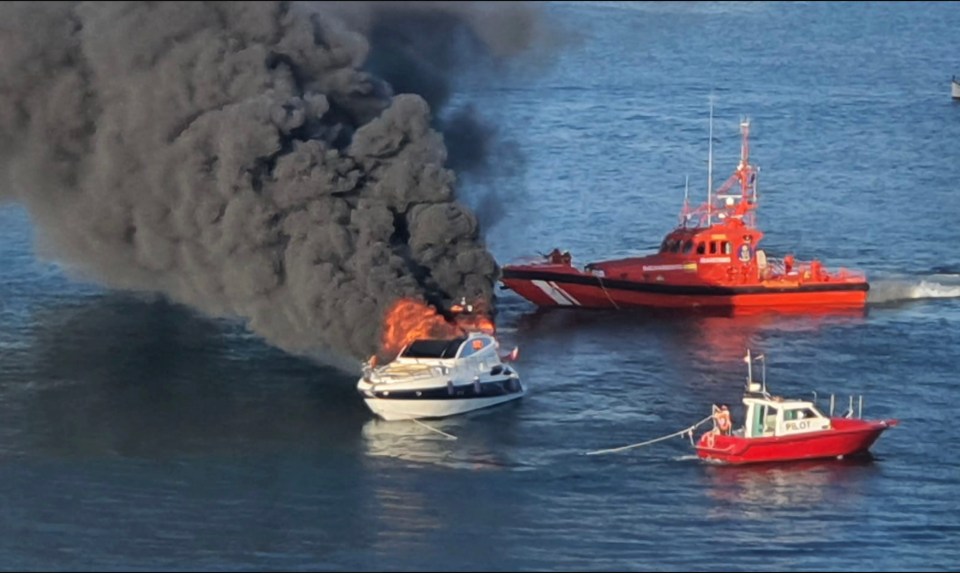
[360,403,533,472]
[511,305,867,359]
[1,292,365,460]
[506,304,870,410]
[684,307,867,364]
[361,419,463,468]
[701,457,877,520]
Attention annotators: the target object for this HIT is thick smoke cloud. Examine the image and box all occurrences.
[321,1,541,228]
[0,1,550,368]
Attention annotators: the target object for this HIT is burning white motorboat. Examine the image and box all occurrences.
[357,332,524,421]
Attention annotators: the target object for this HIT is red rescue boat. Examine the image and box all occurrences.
[696,351,897,465]
[500,115,868,310]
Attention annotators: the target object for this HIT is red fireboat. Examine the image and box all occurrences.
[696,350,897,465]
[500,113,868,310]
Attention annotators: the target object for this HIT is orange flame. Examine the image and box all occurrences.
[376,297,495,363]
[453,299,495,337]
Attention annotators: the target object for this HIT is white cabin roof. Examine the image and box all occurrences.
[742,395,818,411]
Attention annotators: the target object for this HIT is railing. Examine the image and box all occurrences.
[764,257,786,275]
[821,393,864,419]
[762,257,866,282]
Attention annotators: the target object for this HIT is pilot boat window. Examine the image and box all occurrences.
[722,241,731,255]
[763,406,779,434]
[669,240,681,253]
[785,408,818,421]
[709,241,717,254]
[682,240,694,254]
[751,404,779,436]
[696,241,705,255]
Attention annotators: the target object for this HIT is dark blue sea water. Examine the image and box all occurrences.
[2,2,960,571]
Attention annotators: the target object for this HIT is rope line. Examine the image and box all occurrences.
[585,415,713,456]
[596,275,621,310]
[411,418,458,440]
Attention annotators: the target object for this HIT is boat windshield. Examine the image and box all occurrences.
[401,338,466,359]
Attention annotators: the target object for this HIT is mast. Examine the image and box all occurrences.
[753,166,759,205]
[727,116,758,225]
[682,175,690,226]
[739,118,750,169]
[739,118,751,201]
[761,353,766,394]
[707,98,714,226]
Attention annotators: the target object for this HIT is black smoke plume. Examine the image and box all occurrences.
[0,1,551,368]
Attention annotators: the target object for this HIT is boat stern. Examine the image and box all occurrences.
[500,255,592,307]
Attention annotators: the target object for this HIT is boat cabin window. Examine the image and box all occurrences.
[751,404,779,436]
[785,407,819,421]
[458,336,492,358]
[682,240,694,254]
[722,241,731,255]
[696,241,705,255]
[669,240,681,253]
[401,337,466,359]
[709,241,717,254]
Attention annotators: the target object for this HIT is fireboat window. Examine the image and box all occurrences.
[682,240,694,254]
[402,338,466,359]
[709,241,717,254]
[696,241,705,255]
[669,240,681,253]
[722,241,731,255]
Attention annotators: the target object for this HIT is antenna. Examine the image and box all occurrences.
[745,349,768,395]
[753,166,759,205]
[707,96,714,226]
[682,175,690,226]
[737,117,750,208]
[739,117,750,168]
[760,353,766,395]
[752,165,759,228]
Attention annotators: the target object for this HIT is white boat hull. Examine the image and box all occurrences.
[363,389,525,421]
[953,80,960,100]
[358,332,524,421]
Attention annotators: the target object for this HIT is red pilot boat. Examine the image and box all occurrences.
[696,351,897,465]
[500,115,869,310]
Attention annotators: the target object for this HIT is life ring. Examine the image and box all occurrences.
[706,433,716,448]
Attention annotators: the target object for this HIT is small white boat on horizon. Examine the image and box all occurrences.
[952,75,960,100]
[357,332,524,421]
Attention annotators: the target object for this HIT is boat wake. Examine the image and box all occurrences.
[867,275,960,304]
